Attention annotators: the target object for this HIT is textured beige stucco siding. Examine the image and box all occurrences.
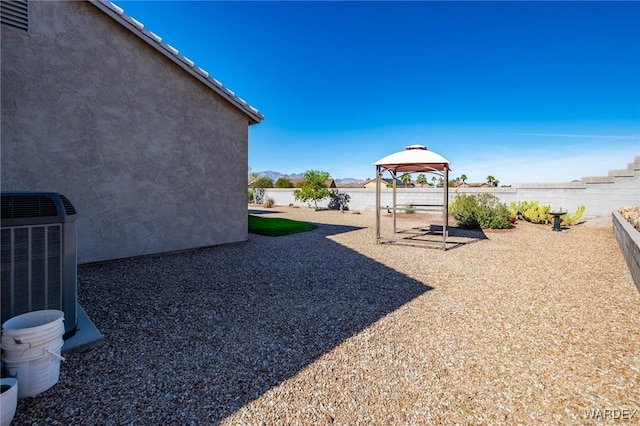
[1,1,250,263]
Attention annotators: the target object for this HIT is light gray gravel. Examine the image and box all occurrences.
[8,208,640,425]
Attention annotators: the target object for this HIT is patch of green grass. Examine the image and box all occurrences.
[248,214,317,236]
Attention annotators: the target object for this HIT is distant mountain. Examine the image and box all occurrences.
[335,178,366,184]
[255,171,364,185]
[255,171,303,181]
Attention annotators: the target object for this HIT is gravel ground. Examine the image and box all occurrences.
[9,207,640,425]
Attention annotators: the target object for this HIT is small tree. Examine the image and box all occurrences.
[460,174,467,185]
[250,177,273,189]
[400,172,412,188]
[416,173,428,187]
[274,177,294,188]
[293,170,331,209]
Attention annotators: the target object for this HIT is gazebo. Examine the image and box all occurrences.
[374,145,450,250]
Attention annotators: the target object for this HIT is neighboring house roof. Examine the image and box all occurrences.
[90,0,263,125]
[336,182,365,188]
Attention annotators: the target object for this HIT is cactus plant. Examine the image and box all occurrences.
[509,201,586,226]
[522,202,551,224]
[561,205,585,226]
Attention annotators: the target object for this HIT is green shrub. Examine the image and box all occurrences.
[450,194,479,228]
[450,193,511,229]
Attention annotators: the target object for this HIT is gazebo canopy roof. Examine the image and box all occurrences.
[374,145,449,173]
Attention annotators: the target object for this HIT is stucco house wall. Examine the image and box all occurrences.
[1,0,261,263]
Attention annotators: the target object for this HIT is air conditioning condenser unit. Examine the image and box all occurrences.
[1,191,78,337]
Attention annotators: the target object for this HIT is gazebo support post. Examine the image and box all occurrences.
[443,166,449,250]
[391,170,397,233]
[375,165,381,243]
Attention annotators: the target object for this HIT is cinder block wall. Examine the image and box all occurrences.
[261,157,640,218]
[612,211,640,293]
[1,1,251,263]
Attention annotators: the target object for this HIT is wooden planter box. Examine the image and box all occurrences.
[613,211,640,294]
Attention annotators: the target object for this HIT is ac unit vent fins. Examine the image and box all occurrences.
[1,195,58,219]
[59,194,77,215]
[0,0,28,33]
[1,224,63,317]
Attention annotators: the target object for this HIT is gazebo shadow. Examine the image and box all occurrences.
[390,224,487,250]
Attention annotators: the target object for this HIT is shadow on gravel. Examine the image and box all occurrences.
[13,222,431,424]
[383,224,488,250]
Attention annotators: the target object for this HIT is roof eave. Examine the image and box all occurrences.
[90,0,264,125]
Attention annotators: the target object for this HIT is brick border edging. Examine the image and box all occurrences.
[612,211,640,294]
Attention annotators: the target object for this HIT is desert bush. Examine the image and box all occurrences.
[252,188,266,205]
[450,193,511,229]
[262,197,275,208]
[328,190,350,211]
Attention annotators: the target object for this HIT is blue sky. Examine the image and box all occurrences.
[118,1,639,184]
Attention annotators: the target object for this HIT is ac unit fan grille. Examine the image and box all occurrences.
[1,224,63,321]
[1,195,59,219]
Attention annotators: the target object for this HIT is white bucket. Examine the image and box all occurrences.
[0,377,18,426]
[1,310,66,398]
